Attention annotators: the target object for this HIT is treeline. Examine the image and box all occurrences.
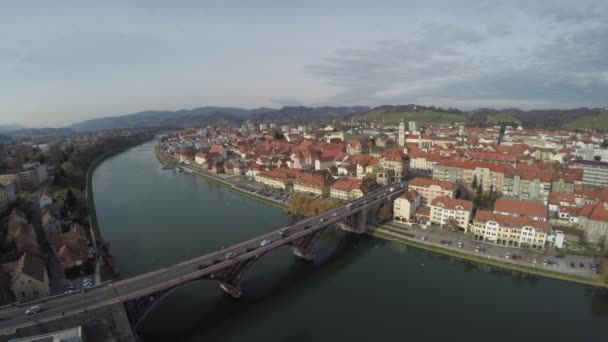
[288,193,342,217]
[54,134,151,190]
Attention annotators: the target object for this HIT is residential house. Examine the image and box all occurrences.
[51,225,90,269]
[347,140,371,155]
[293,173,335,197]
[429,196,473,229]
[41,211,62,236]
[330,178,379,201]
[471,211,548,250]
[10,253,50,302]
[493,198,548,222]
[409,177,456,207]
[576,202,608,247]
[379,148,410,182]
[393,190,420,222]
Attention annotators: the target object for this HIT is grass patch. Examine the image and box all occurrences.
[551,222,584,238]
[360,110,467,125]
[557,241,606,257]
[369,229,605,288]
[566,111,608,130]
[486,114,521,125]
[155,147,176,169]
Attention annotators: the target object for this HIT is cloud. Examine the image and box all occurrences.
[306,3,608,109]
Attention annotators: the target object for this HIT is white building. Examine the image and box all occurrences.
[429,196,473,229]
[393,190,420,222]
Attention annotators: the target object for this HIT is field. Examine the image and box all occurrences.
[359,109,467,125]
[486,114,521,125]
[566,111,608,130]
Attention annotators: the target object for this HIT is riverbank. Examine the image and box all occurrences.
[153,148,288,211]
[368,227,607,288]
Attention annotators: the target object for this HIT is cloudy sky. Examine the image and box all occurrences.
[1,0,607,127]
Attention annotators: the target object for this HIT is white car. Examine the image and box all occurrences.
[25,305,40,315]
[260,239,272,246]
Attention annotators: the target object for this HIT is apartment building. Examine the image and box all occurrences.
[408,177,455,207]
[429,196,473,229]
[471,210,548,250]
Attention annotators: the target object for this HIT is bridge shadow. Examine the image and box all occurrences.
[138,227,379,340]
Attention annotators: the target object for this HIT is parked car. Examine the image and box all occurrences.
[420,236,427,241]
[457,241,463,248]
[570,262,576,268]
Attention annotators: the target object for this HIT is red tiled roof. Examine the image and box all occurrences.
[474,210,548,232]
[577,203,608,222]
[409,177,455,191]
[494,198,547,219]
[430,196,473,211]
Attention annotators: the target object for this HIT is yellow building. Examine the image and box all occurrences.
[471,210,548,250]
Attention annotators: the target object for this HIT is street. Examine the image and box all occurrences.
[377,221,603,278]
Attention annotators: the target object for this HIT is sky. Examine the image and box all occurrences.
[1,0,607,127]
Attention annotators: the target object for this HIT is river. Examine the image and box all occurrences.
[93,139,608,342]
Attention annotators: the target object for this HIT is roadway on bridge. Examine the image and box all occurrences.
[0,183,406,335]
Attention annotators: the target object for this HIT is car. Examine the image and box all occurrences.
[446,241,453,246]
[570,262,576,268]
[457,242,463,248]
[556,254,565,259]
[319,218,325,223]
[244,247,256,252]
[25,306,40,316]
[260,239,271,246]
[579,262,585,268]
[505,253,511,259]
[197,262,212,270]
[517,255,522,260]
[303,225,312,230]
[479,248,486,254]
[440,240,446,245]
[224,252,238,259]
[279,228,291,236]
[474,246,480,253]
[511,254,517,260]
[332,212,338,217]
[389,187,395,191]
[420,236,427,241]
[543,259,548,266]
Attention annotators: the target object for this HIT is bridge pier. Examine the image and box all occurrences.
[292,246,315,260]
[220,283,242,298]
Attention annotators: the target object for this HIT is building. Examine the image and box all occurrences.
[502,169,552,202]
[254,169,298,190]
[429,196,473,229]
[398,119,406,147]
[8,326,87,342]
[18,164,48,191]
[379,148,410,181]
[393,190,420,222]
[293,173,334,197]
[0,182,16,212]
[329,178,379,200]
[471,210,548,250]
[408,121,419,133]
[570,160,608,187]
[0,172,19,191]
[409,177,455,207]
[10,253,50,302]
[576,202,608,247]
[42,210,62,236]
[51,225,90,269]
[493,198,548,222]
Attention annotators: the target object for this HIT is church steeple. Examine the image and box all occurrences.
[398,118,405,147]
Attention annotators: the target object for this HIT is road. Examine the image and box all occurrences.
[376,221,603,278]
[0,182,406,335]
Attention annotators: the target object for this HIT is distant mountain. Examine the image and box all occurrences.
[0,124,24,133]
[463,107,602,128]
[5,127,75,139]
[69,106,371,132]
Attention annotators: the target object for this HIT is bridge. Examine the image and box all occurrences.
[0,182,406,341]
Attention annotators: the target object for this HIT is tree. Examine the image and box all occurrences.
[377,203,393,222]
[471,175,478,189]
[65,188,76,209]
[474,184,484,208]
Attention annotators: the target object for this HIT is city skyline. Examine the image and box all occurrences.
[1,0,607,127]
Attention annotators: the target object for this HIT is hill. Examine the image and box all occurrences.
[70,106,370,132]
[566,111,608,130]
[0,124,24,133]
[486,114,522,125]
[5,127,75,139]
[356,105,466,125]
